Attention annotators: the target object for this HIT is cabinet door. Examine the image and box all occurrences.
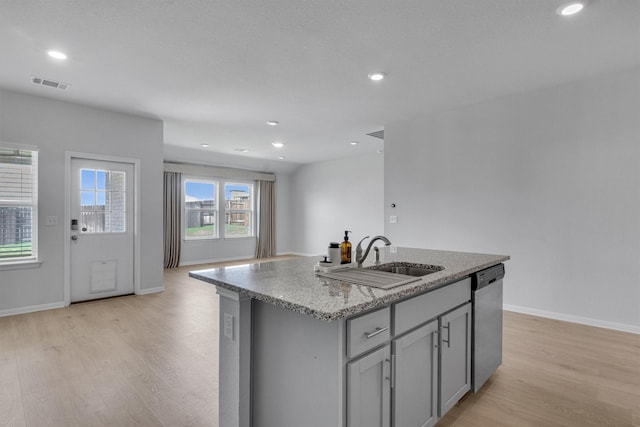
[439,302,471,416]
[392,320,439,427]
[347,345,391,427]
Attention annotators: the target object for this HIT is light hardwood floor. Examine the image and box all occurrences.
[1,257,638,427]
[439,312,640,427]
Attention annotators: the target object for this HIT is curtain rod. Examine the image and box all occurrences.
[163,162,276,182]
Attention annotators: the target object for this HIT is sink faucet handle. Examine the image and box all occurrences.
[374,246,380,264]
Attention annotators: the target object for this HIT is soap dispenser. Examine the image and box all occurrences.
[341,230,352,264]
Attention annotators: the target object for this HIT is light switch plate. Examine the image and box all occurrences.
[389,215,398,224]
[46,216,58,226]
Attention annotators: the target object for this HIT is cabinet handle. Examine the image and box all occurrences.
[442,323,450,348]
[391,354,396,389]
[364,326,389,339]
[385,358,392,385]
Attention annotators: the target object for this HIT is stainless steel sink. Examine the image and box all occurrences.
[316,262,444,290]
[365,262,444,277]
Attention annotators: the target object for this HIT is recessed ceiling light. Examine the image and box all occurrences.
[368,72,386,81]
[234,148,249,153]
[279,156,286,160]
[47,50,67,60]
[350,141,359,146]
[201,143,209,147]
[556,1,585,16]
[266,121,279,126]
[272,142,284,148]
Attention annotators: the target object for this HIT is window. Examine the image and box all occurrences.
[184,179,218,239]
[0,147,38,263]
[181,178,254,240]
[225,182,254,238]
[80,169,126,233]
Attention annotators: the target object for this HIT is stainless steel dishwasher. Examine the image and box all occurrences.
[471,263,505,392]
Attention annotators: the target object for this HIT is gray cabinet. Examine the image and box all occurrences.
[251,277,474,427]
[392,302,471,427]
[347,306,391,358]
[347,345,391,427]
[439,302,472,416]
[348,279,472,427]
[392,320,439,427]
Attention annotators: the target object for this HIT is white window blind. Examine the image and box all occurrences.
[0,147,38,262]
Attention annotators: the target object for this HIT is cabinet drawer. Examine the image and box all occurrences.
[347,306,391,359]
[394,277,471,336]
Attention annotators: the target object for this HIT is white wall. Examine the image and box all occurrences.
[0,89,164,314]
[384,67,640,332]
[289,152,385,257]
[163,145,292,264]
[275,173,291,255]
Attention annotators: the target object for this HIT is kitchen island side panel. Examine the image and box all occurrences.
[252,299,345,427]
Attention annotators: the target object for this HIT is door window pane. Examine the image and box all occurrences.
[81,191,96,206]
[81,169,95,190]
[106,211,126,233]
[107,171,125,191]
[108,191,125,211]
[97,170,106,190]
[79,168,126,233]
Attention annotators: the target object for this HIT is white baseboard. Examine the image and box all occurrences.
[288,251,319,257]
[504,304,640,335]
[179,255,257,266]
[179,253,314,267]
[0,301,66,318]
[136,286,165,295]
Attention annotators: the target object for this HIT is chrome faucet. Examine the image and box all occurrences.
[355,235,392,267]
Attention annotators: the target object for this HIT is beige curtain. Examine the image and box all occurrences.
[163,171,182,268]
[255,180,275,258]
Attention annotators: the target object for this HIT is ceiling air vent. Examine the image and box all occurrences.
[31,76,71,91]
[366,129,384,140]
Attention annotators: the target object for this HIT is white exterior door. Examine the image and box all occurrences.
[69,158,134,302]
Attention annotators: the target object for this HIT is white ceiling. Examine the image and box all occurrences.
[1,0,638,170]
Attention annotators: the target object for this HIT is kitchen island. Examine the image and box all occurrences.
[190,247,509,427]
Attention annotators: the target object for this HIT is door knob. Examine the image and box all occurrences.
[71,235,78,241]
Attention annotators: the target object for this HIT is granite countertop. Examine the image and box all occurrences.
[189,247,509,322]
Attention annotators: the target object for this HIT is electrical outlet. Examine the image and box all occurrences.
[389,215,398,224]
[223,313,233,340]
[390,246,398,253]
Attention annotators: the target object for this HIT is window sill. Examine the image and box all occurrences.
[0,260,42,271]
[183,236,257,242]
[184,238,220,243]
